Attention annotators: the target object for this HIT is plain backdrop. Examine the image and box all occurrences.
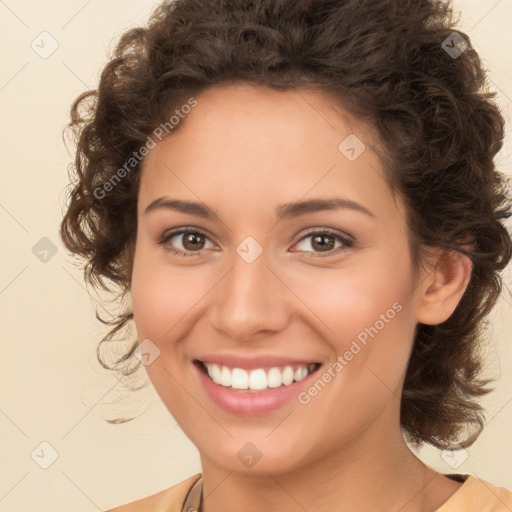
[0,1,511,510]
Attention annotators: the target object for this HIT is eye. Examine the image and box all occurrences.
[158,227,354,258]
[291,229,354,257]
[158,228,216,256]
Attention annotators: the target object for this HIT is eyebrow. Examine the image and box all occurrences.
[143,197,375,219]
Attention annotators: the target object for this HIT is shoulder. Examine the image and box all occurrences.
[436,475,512,511]
[104,473,202,512]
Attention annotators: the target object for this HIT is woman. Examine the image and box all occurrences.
[60,0,512,510]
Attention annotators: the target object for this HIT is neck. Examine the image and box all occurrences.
[198,423,461,512]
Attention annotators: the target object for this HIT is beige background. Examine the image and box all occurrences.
[0,1,511,510]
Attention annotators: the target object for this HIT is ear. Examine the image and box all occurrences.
[416,249,472,325]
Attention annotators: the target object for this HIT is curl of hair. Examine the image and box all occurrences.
[60,0,511,446]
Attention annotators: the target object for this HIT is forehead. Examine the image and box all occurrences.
[139,83,400,222]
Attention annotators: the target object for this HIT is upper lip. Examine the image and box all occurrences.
[195,354,321,370]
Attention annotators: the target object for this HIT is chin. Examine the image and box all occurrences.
[196,434,316,476]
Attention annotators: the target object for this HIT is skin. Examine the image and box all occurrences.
[130,83,472,512]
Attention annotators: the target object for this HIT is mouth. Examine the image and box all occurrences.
[194,360,322,393]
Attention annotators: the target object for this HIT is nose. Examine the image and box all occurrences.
[207,247,292,343]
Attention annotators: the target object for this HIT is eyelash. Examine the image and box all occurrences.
[157,227,354,258]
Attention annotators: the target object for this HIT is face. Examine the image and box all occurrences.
[130,83,427,474]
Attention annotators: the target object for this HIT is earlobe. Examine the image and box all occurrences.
[416,250,473,325]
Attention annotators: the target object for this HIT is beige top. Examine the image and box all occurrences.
[105,473,512,512]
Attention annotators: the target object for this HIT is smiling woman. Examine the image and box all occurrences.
[59,0,512,511]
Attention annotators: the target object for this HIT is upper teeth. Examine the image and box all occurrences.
[203,363,316,391]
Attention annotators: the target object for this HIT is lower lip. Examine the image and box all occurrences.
[195,362,319,416]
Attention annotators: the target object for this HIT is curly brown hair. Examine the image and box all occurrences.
[60,0,511,449]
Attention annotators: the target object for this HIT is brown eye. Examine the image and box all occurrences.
[158,228,215,256]
[181,232,206,251]
[311,234,336,252]
[291,229,354,257]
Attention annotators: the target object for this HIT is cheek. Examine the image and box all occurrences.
[131,260,170,338]
[285,257,412,345]
[288,248,416,398]
[129,248,200,413]
[130,245,209,339]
